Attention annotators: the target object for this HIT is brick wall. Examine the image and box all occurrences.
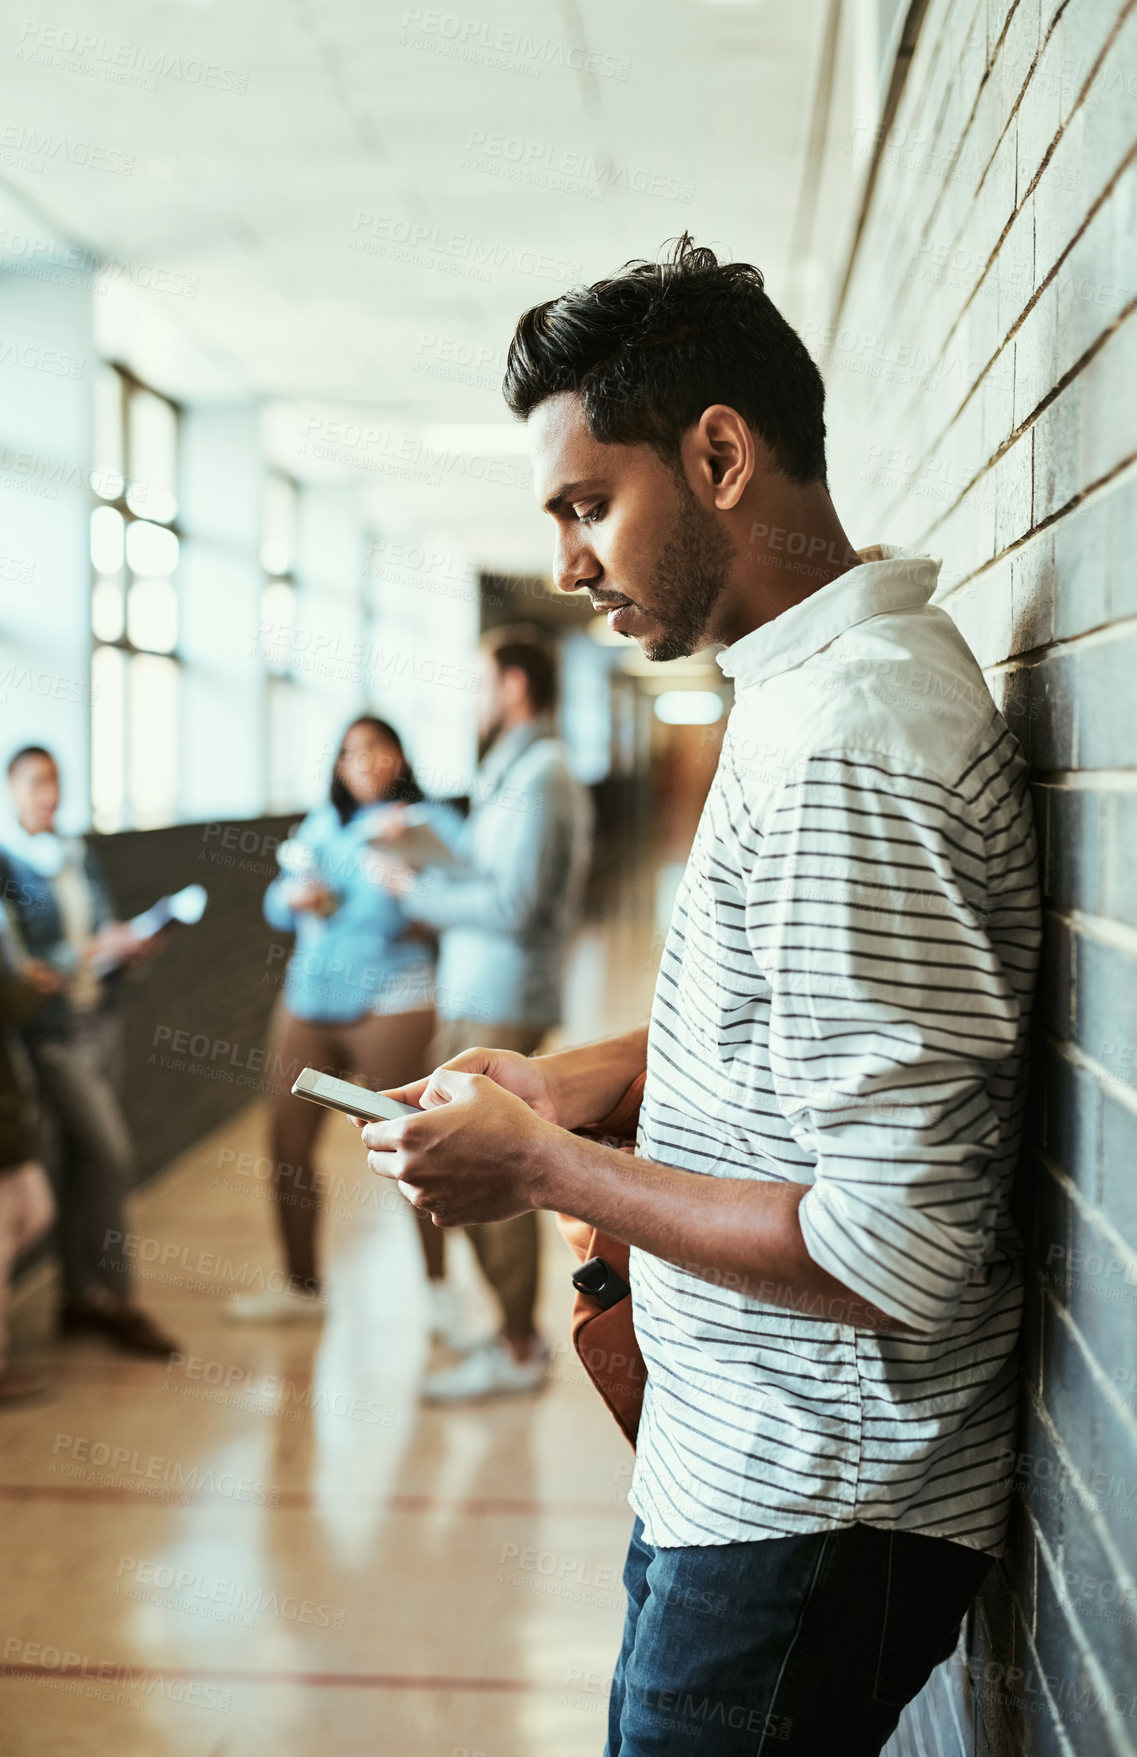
[821,0,1137,1751]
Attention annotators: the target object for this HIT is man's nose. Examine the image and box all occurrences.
[553,530,601,597]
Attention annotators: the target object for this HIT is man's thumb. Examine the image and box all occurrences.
[422,1067,477,1107]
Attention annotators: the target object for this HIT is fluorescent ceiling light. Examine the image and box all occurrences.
[654,690,725,725]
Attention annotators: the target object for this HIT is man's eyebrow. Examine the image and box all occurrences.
[542,479,598,514]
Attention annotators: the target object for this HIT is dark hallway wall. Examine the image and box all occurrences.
[93,815,295,1181]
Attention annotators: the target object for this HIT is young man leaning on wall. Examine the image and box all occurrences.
[359,237,1043,1757]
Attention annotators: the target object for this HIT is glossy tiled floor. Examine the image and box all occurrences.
[1,858,670,1757]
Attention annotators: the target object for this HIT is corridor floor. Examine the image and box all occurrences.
[0,855,673,1756]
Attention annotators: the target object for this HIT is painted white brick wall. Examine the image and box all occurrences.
[821,2,1137,1751]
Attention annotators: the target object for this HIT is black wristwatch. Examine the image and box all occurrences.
[571,1256,631,1309]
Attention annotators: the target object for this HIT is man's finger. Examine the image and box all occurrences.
[388,1065,482,1114]
[368,1150,403,1180]
[383,1076,431,1107]
[397,1181,452,1224]
[383,1065,474,1111]
[422,1068,482,1102]
[442,1048,498,1074]
[360,1118,405,1152]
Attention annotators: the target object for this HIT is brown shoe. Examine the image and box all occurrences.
[0,1368,52,1405]
[59,1300,180,1359]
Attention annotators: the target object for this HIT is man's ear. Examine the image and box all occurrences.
[686,405,755,511]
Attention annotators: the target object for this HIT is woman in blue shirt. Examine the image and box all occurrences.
[225,716,460,1323]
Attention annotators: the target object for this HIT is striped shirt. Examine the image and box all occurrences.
[629,546,1041,1556]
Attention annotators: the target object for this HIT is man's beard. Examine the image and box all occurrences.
[640,479,734,663]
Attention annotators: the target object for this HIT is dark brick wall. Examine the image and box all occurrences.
[823,0,1137,1750]
[92,815,295,1182]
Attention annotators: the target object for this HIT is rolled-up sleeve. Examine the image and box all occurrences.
[745,754,1025,1334]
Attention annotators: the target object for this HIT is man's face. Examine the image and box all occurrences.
[527,392,735,662]
[9,754,61,833]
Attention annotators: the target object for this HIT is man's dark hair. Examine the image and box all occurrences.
[329,716,423,824]
[7,745,55,777]
[486,628,558,715]
[503,234,827,484]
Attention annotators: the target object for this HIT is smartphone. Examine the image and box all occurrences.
[291,1067,420,1123]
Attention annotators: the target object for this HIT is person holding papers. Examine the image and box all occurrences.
[0,746,178,1358]
[226,716,462,1325]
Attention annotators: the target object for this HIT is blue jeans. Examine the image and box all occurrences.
[606,1517,990,1756]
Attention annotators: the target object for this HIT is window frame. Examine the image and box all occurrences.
[259,470,302,814]
[89,363,184,832]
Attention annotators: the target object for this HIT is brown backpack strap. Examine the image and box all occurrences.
[569,1229,644,1447]
[556,1070,648,1448]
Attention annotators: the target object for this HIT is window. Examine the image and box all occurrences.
[90,366,181,830]
[258,472,301,812]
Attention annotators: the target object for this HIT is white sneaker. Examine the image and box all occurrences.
[425,1280,489,1352]
[426,1281,458,1344]
[422,1337,548,1404]
[222,1287,325,1324]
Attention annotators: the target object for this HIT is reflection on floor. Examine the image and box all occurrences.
[1,852,675,1757]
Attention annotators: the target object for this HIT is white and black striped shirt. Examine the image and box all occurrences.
[630,547,1041,1556]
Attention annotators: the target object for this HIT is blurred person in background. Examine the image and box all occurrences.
[225,716,462,1323]
[0,958,57,1404]
[379,630,592,1401]
[0,747,178,1358]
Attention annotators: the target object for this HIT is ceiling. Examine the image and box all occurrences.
[1,0,846,572]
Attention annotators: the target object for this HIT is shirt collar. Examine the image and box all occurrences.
[716,545,941,692]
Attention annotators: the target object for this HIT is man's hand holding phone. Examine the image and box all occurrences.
[390,1047,561,1124]
[360,1050,562,1226]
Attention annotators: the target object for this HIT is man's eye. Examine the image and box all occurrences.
[576,504,605,525]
